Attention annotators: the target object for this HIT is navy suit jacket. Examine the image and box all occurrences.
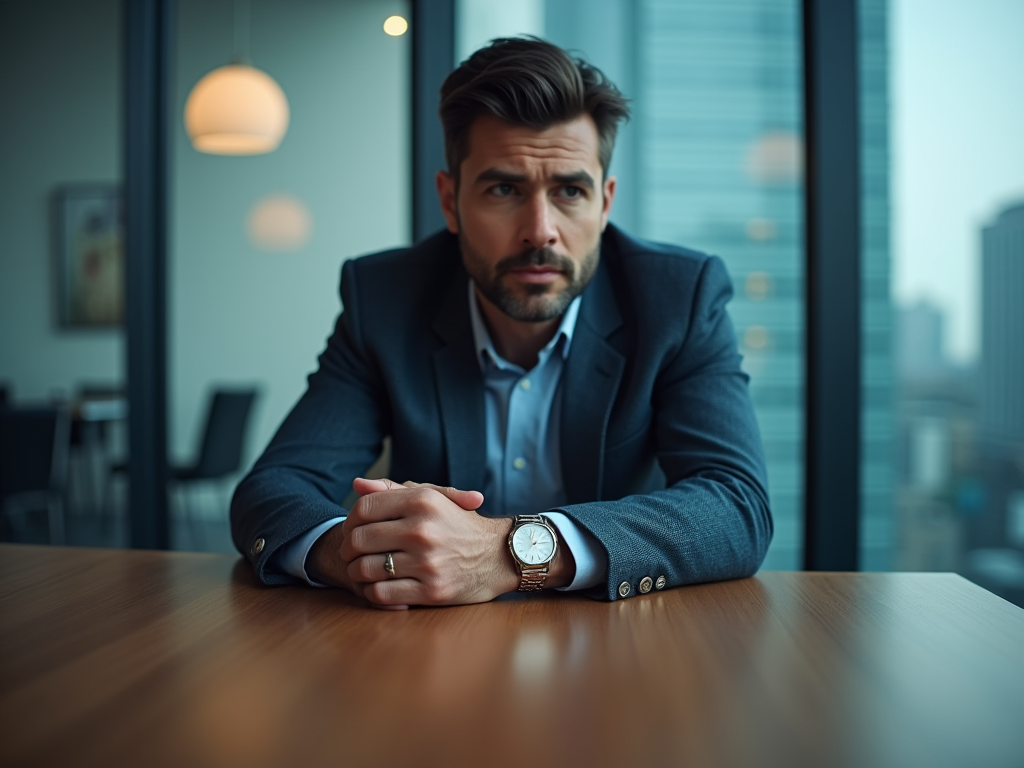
[231,224,772,601]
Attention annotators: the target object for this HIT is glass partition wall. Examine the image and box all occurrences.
[458,0,806,568]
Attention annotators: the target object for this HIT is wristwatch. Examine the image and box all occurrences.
[507,514,559,591]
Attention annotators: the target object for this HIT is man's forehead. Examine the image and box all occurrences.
[463,115,601,174]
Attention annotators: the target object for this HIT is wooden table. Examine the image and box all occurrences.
[2,544,1023,768]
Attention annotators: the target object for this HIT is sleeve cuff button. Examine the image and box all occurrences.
[655,575,667,590]
[617,581,631,598]
[251,537,265,556]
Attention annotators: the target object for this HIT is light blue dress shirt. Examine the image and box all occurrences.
[274,281,607,591]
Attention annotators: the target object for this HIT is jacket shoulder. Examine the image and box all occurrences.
[339,230,461,302]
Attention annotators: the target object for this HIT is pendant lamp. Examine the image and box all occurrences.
[184,0,289,155]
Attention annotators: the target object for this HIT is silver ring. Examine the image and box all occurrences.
[383,552,396,578]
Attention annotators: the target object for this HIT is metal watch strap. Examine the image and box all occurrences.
[512,515,551,592]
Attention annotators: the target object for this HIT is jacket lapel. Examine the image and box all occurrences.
[431,271,487,493]
[560,257,625,503]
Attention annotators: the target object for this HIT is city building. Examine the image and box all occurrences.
[980,202,1024,452]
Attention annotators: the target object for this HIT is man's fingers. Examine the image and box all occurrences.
[373,478,484,511]
[340,519,408,561]
[418,483,484,510]
[363,577,427,607]
[352,477,402,496]
[348,551,416,583]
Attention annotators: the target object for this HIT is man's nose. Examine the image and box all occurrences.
[519,194,558,250]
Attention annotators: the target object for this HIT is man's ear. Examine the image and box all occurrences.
[600,175,617,231]
[436,170,459,234]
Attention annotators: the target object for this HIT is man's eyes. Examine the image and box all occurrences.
[487,184,586,199]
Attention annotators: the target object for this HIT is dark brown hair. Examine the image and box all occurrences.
[439,37,631,182]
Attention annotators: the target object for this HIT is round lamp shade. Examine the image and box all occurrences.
[184,64,289,155]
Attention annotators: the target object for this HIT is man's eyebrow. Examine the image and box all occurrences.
[552,171,596,190]
[474,168,528,185]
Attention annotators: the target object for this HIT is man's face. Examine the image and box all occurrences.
[436,114,617,322]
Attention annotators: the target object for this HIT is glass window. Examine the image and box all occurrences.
[862,0,1024,606]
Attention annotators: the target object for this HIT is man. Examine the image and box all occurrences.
[231,38,771,608]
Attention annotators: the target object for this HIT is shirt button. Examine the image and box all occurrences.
[519,379,531,391]
[512,457,526,471]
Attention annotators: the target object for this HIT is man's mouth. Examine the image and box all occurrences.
[506,266,563,283]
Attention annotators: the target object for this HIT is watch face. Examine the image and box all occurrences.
[512,523,555,565]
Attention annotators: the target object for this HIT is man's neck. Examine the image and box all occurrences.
[474,287,560,370]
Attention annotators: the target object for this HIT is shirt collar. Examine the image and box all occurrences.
[468,278,581,373]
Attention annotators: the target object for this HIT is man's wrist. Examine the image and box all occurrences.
[490,517,521,595]
[307,522,353,591]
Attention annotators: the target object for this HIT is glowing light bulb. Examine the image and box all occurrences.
[383,15,408,36]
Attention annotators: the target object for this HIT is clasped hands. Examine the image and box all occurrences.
[307,478,573,610]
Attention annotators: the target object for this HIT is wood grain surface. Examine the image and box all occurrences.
[2,544,1023,768]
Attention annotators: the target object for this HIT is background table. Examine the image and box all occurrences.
[2,544,1023,768]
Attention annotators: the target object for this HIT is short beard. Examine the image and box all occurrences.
[459,232,600,323]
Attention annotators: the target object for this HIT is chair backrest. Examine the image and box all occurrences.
[0,407,70,499]
[191,389,258,479]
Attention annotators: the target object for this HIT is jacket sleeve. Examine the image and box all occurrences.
[554,256,773,601]
[230,259,388,585]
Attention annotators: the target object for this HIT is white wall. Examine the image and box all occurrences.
[1,0,410,485]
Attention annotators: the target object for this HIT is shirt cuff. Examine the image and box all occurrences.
[272,516,346,586]
[545,512,606,591]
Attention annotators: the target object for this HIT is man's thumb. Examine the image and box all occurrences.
[425,484,484,511]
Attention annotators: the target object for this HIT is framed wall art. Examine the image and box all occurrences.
[53,184,124,328]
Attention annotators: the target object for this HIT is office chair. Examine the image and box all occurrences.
[0,407,71,545]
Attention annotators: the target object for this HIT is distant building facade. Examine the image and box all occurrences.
[898,300,950,381]
[980,202,1024,452]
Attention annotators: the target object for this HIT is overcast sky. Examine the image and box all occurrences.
[892,0,1024,364]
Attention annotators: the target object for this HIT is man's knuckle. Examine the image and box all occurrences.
[430,580,455,604]
[408,521,432,547]
[349,525,367,553]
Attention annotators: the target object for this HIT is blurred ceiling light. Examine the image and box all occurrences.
[247,195,312,251]
[746,217,778,241]
[383,15,409,36]
[185,65,289,155]
[746,131,802,185]
[183,0,289,155]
